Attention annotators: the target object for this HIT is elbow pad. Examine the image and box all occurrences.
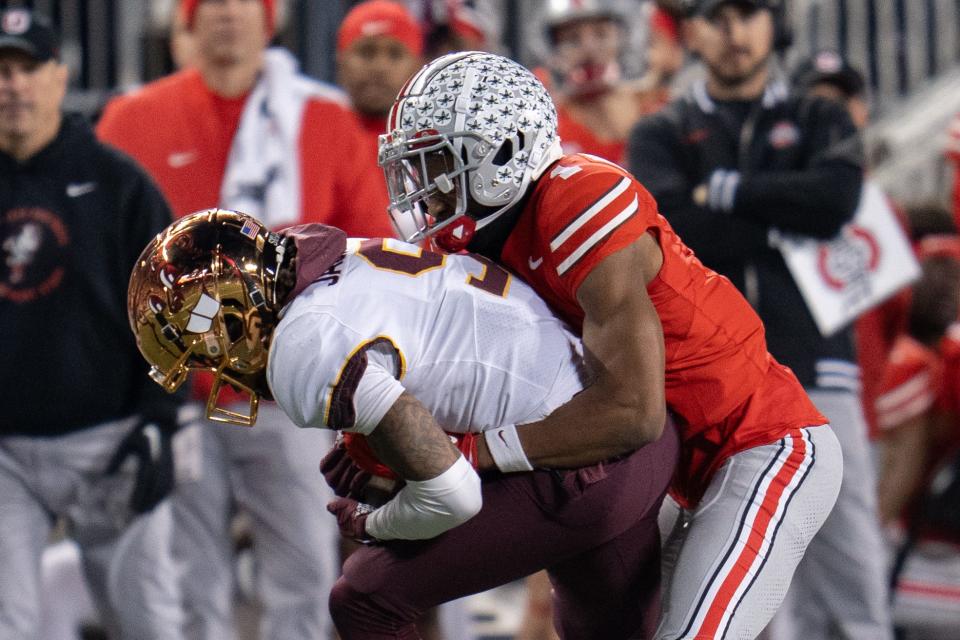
[365,455,482,541]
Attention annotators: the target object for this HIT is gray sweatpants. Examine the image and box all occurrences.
[767,389,894,640]
[171,401,340,640]
[0,418,182,640]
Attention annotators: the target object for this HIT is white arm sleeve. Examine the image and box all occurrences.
[364,455,482,541]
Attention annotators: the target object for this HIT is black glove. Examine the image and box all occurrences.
[105,417,178,514]
[319,436,371,499]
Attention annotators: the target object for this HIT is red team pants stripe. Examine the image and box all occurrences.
[684,429,813,639]
[899,580,960,601]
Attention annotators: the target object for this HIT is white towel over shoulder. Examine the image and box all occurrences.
[220,48,348,228]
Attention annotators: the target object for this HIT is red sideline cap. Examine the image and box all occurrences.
[337,0,423,56]
[181,0,276,34]
[650,7,679,43]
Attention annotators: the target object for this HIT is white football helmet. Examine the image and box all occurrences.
[544,0,628,98]
[379,51,563,252]
[544,0,625,40]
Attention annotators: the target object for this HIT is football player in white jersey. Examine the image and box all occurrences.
[128,209,679,639]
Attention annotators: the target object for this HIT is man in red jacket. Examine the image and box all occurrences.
[337,1,424,149]
[98,0,391,237]
[98,1,394,638]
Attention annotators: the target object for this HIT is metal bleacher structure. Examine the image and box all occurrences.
[789,0,960,204]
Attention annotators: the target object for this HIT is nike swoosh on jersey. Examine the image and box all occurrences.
[497,429,510,447]
[167,150,198,168]
[66,182,97,198]
[528,256,543,270]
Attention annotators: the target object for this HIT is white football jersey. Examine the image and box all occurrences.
[267,238,589,435]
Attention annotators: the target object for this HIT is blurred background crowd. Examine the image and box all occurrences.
[4,0,960,639]
[14,0,960,203]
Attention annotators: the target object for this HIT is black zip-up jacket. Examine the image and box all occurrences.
[1,113,179,436]
[628,80,864,388]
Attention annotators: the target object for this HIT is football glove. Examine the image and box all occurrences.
[327,497,377,543]
[320,436,373,498]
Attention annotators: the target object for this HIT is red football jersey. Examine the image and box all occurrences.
[499,154,826,505]
[876,335,940,433]
[878,334,960,542]
[556,105,627,165]
[939,327,960,412]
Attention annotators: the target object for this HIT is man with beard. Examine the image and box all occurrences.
[629,1,890,638]
[336,1,425,149]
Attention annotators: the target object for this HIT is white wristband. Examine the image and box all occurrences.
[484,424,534,473]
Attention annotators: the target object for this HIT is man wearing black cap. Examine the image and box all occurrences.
[0,8,184,639]
[629,1,893,639]
[793,49,870,129]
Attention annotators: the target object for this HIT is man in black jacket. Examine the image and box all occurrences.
[629,1,892,638]
[0,9,183,639]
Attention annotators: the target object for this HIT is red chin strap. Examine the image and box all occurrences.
[564,61,621,98]
[433,216,477,253]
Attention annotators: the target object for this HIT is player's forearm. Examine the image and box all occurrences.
[363,392,483,540]
[476,378,665,471]
[367,392,460,480]
[365,455,482,540]
[527,381,663,468]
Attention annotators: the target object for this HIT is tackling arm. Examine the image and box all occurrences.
[479,234,667,470]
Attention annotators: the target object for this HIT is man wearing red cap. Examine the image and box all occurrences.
[337,0,424,149]
[97,1,394,638]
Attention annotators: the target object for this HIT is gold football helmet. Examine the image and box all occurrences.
[127,209,286,426]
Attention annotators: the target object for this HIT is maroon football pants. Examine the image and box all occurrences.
[329,421,679,639]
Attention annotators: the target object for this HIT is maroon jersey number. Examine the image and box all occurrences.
[357,239,445,276]
[358,239,511,297]
[466,254,512,298]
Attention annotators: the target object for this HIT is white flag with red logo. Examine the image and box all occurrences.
[777,180,920,337]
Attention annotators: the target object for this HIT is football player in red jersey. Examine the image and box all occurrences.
[379,51,844,639]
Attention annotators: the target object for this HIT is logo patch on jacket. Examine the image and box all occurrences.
[0,207,70,303]
[683,128,710,145]
[769,121,800,149]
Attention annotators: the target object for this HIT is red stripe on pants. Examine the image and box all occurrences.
[693,432,807,639]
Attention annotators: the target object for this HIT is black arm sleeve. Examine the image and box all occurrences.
[123,169,173,269]
[731,99,864,240]
[628,114,769,268]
